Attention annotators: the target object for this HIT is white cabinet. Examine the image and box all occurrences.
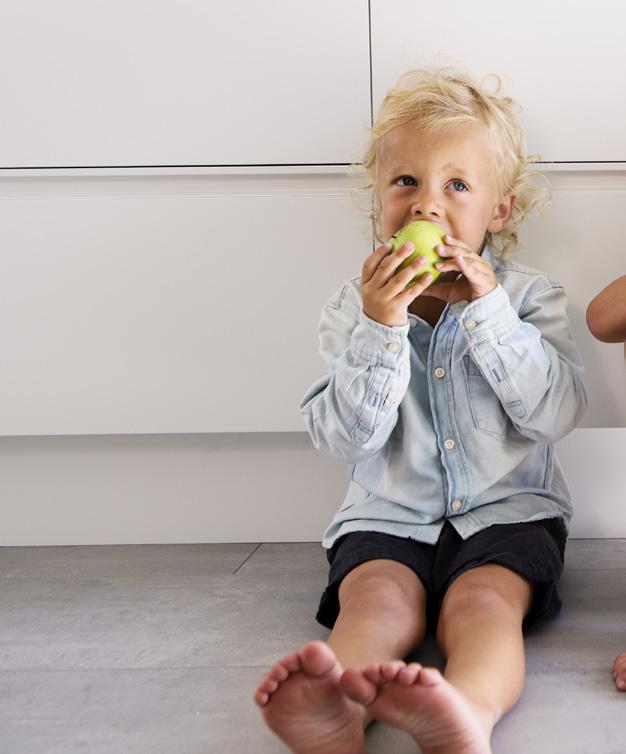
[0,174,371,434]
[371,0,626,162]
[0,0,373,435]
[0,0,370,167]
[1,1,624,436]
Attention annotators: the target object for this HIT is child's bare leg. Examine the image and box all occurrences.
[341,563,531,754]
[613,652,626,691]
[254,559,427,754]
[436,564,532,733]
[327,559,427,670]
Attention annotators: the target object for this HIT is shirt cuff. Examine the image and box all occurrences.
[449,284,519,343]
[350,310,410,367]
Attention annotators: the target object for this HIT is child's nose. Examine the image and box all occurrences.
[410,189,440,220]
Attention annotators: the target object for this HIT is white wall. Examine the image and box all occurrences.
[1,1,625,545]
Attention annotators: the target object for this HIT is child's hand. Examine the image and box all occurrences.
[422,235,497,304]
[361,241,435,327]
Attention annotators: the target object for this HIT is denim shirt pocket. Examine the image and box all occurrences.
[462,353,508,438]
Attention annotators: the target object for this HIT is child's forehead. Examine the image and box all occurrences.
[378,121,497,175]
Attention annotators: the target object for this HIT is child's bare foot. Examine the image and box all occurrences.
[340,661,491,754]
[613,652,626,691]
[254,641,367,754]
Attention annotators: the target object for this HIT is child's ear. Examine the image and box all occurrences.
[487,194,515,233]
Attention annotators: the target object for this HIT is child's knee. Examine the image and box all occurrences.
[439,564,532,625]
[338,559,425,615]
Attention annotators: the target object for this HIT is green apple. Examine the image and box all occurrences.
[390,220,445,286]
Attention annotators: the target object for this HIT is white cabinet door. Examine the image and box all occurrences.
[0,0,370,167]
[371,0,626,162]
[0,174,371,435]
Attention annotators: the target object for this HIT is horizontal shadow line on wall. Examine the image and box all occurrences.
[0,163,357,171]
[2,161,626,171]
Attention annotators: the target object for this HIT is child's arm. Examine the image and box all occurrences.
[450,279,587,444]
[586,275,626,343]
[426,235,587,443]
[299,279,411,463]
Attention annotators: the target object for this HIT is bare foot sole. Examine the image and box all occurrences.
[341,661,491,754]
[613,652,626,691]
[253,641,367,754]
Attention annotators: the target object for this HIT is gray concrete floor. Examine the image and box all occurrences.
[0,540,624,754]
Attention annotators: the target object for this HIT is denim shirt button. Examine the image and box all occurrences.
[385,342,401,353]
[451,499,462,512]
[466,318,478,330]
[434,367,446,379]
[444,438,456,450]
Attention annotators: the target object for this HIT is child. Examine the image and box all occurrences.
[254,68,587,754]
[586,276,626,691]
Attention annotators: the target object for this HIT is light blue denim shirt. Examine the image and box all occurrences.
[299,248,588,549]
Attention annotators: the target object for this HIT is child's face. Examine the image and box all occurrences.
[376,121,514,253]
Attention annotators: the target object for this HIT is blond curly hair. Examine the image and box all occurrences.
[359,67,550,256]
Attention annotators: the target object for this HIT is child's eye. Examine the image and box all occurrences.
[450,179,468,192]
[394,175,416,187]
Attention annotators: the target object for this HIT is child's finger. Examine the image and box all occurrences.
[442,234,473,252]
[384,255,430,297]
[455,255,498,299]
[363,242,415,285]
[362,241,394,283]
[455,253,484,277]
[436,243,478,260]
[437,253,485,277]
[434,258,463,274]
[374,242,417,283]
[397,269,435,304]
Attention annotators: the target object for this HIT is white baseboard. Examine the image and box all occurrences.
[0,428,624,546]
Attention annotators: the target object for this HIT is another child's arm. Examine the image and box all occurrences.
[586,275,626,343]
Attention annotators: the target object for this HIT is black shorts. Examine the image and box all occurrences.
[316,517,567,632]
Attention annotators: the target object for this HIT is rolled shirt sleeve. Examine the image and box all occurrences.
[449,282,588,442]
[299,280,411,462]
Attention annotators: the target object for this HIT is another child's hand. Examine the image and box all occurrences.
[423,235,497,305]
[361,241,435,327]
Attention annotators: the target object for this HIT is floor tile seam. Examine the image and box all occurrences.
[234,542,321,545]
[0,543,265,550]
[232,543,264,575]
[525,657,622,666]
[1,567,620,582]
[0,664,274,674]
[234,570,328,577]
[0,571,264,588]
[0,573,263,583]
[524,667,621,677]
[525,656,619,663]
[1,659,615,674]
